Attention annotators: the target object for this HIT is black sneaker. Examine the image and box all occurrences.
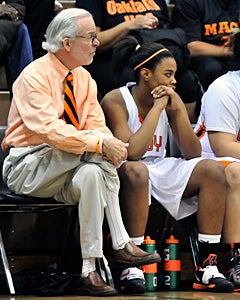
[225,248,240,292]
[193,254,234,292]
[120,267,146,294]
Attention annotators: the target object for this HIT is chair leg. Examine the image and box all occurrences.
[96,256,115,288]
[0,229,15,295]
[156,210,176,256]
[184,214,199,268]
[57,205,78,271]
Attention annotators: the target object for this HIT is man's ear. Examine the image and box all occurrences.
[63,37,71,50]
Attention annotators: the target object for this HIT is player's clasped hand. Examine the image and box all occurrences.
[151,85,184,112]
[151,85,175,99]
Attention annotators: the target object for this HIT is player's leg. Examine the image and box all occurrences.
[183,159,233,292]
[222,162,240,291]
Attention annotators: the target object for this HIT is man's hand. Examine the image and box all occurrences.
[102,137,129,166]
[0,2,19,22]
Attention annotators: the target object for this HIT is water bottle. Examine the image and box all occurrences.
[141,236,158,291]
[163,235,181,290]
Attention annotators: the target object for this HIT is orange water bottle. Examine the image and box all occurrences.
[163,235,181,290]
[141,236,158,291]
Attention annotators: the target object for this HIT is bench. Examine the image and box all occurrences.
[0,126,80,294]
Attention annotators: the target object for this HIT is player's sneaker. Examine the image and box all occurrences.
[225,248,240,292]
[120,267,146,294]
[193,254,234,292]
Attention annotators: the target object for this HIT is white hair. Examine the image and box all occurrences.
[42,8,92,53]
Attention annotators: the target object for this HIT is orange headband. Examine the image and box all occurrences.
[133,48,168,71]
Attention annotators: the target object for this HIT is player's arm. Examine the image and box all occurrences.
[101,89,162,161]
[101,90,132,142]
[165,89,201,159]
[208,131,240,159]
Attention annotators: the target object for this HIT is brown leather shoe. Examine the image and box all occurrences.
[77,271,118,296]
[108,241,161,267]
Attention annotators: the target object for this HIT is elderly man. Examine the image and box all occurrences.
[1,8,160,297]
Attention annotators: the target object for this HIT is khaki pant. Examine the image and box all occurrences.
[3,144,130,258]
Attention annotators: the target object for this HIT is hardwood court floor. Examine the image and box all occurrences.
[1,291,240,300]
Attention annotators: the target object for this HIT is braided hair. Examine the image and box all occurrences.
[112,35,174,83]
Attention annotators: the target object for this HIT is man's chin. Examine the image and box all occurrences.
[83,58,94,66]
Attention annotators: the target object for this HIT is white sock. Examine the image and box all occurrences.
[81,258,96,277]
[198,233,221,244]
[131,236,144,246]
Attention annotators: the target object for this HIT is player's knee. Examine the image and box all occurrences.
[225,162,240,187]
[119,161,148,187]
[198,159,226,185]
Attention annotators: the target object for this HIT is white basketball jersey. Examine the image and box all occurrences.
[119,83,169,159]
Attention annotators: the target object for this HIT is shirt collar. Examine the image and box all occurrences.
[46,52,71,81]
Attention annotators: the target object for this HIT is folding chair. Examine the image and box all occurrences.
[0,126,114,295]
[0,126,78,295]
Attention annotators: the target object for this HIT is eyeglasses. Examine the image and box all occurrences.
[75,33,98,43]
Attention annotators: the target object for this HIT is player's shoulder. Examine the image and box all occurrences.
[101,88,125,108]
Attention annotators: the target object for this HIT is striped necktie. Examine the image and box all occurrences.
[63,72,79,129]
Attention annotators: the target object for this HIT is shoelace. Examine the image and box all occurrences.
[203,254,218,267]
